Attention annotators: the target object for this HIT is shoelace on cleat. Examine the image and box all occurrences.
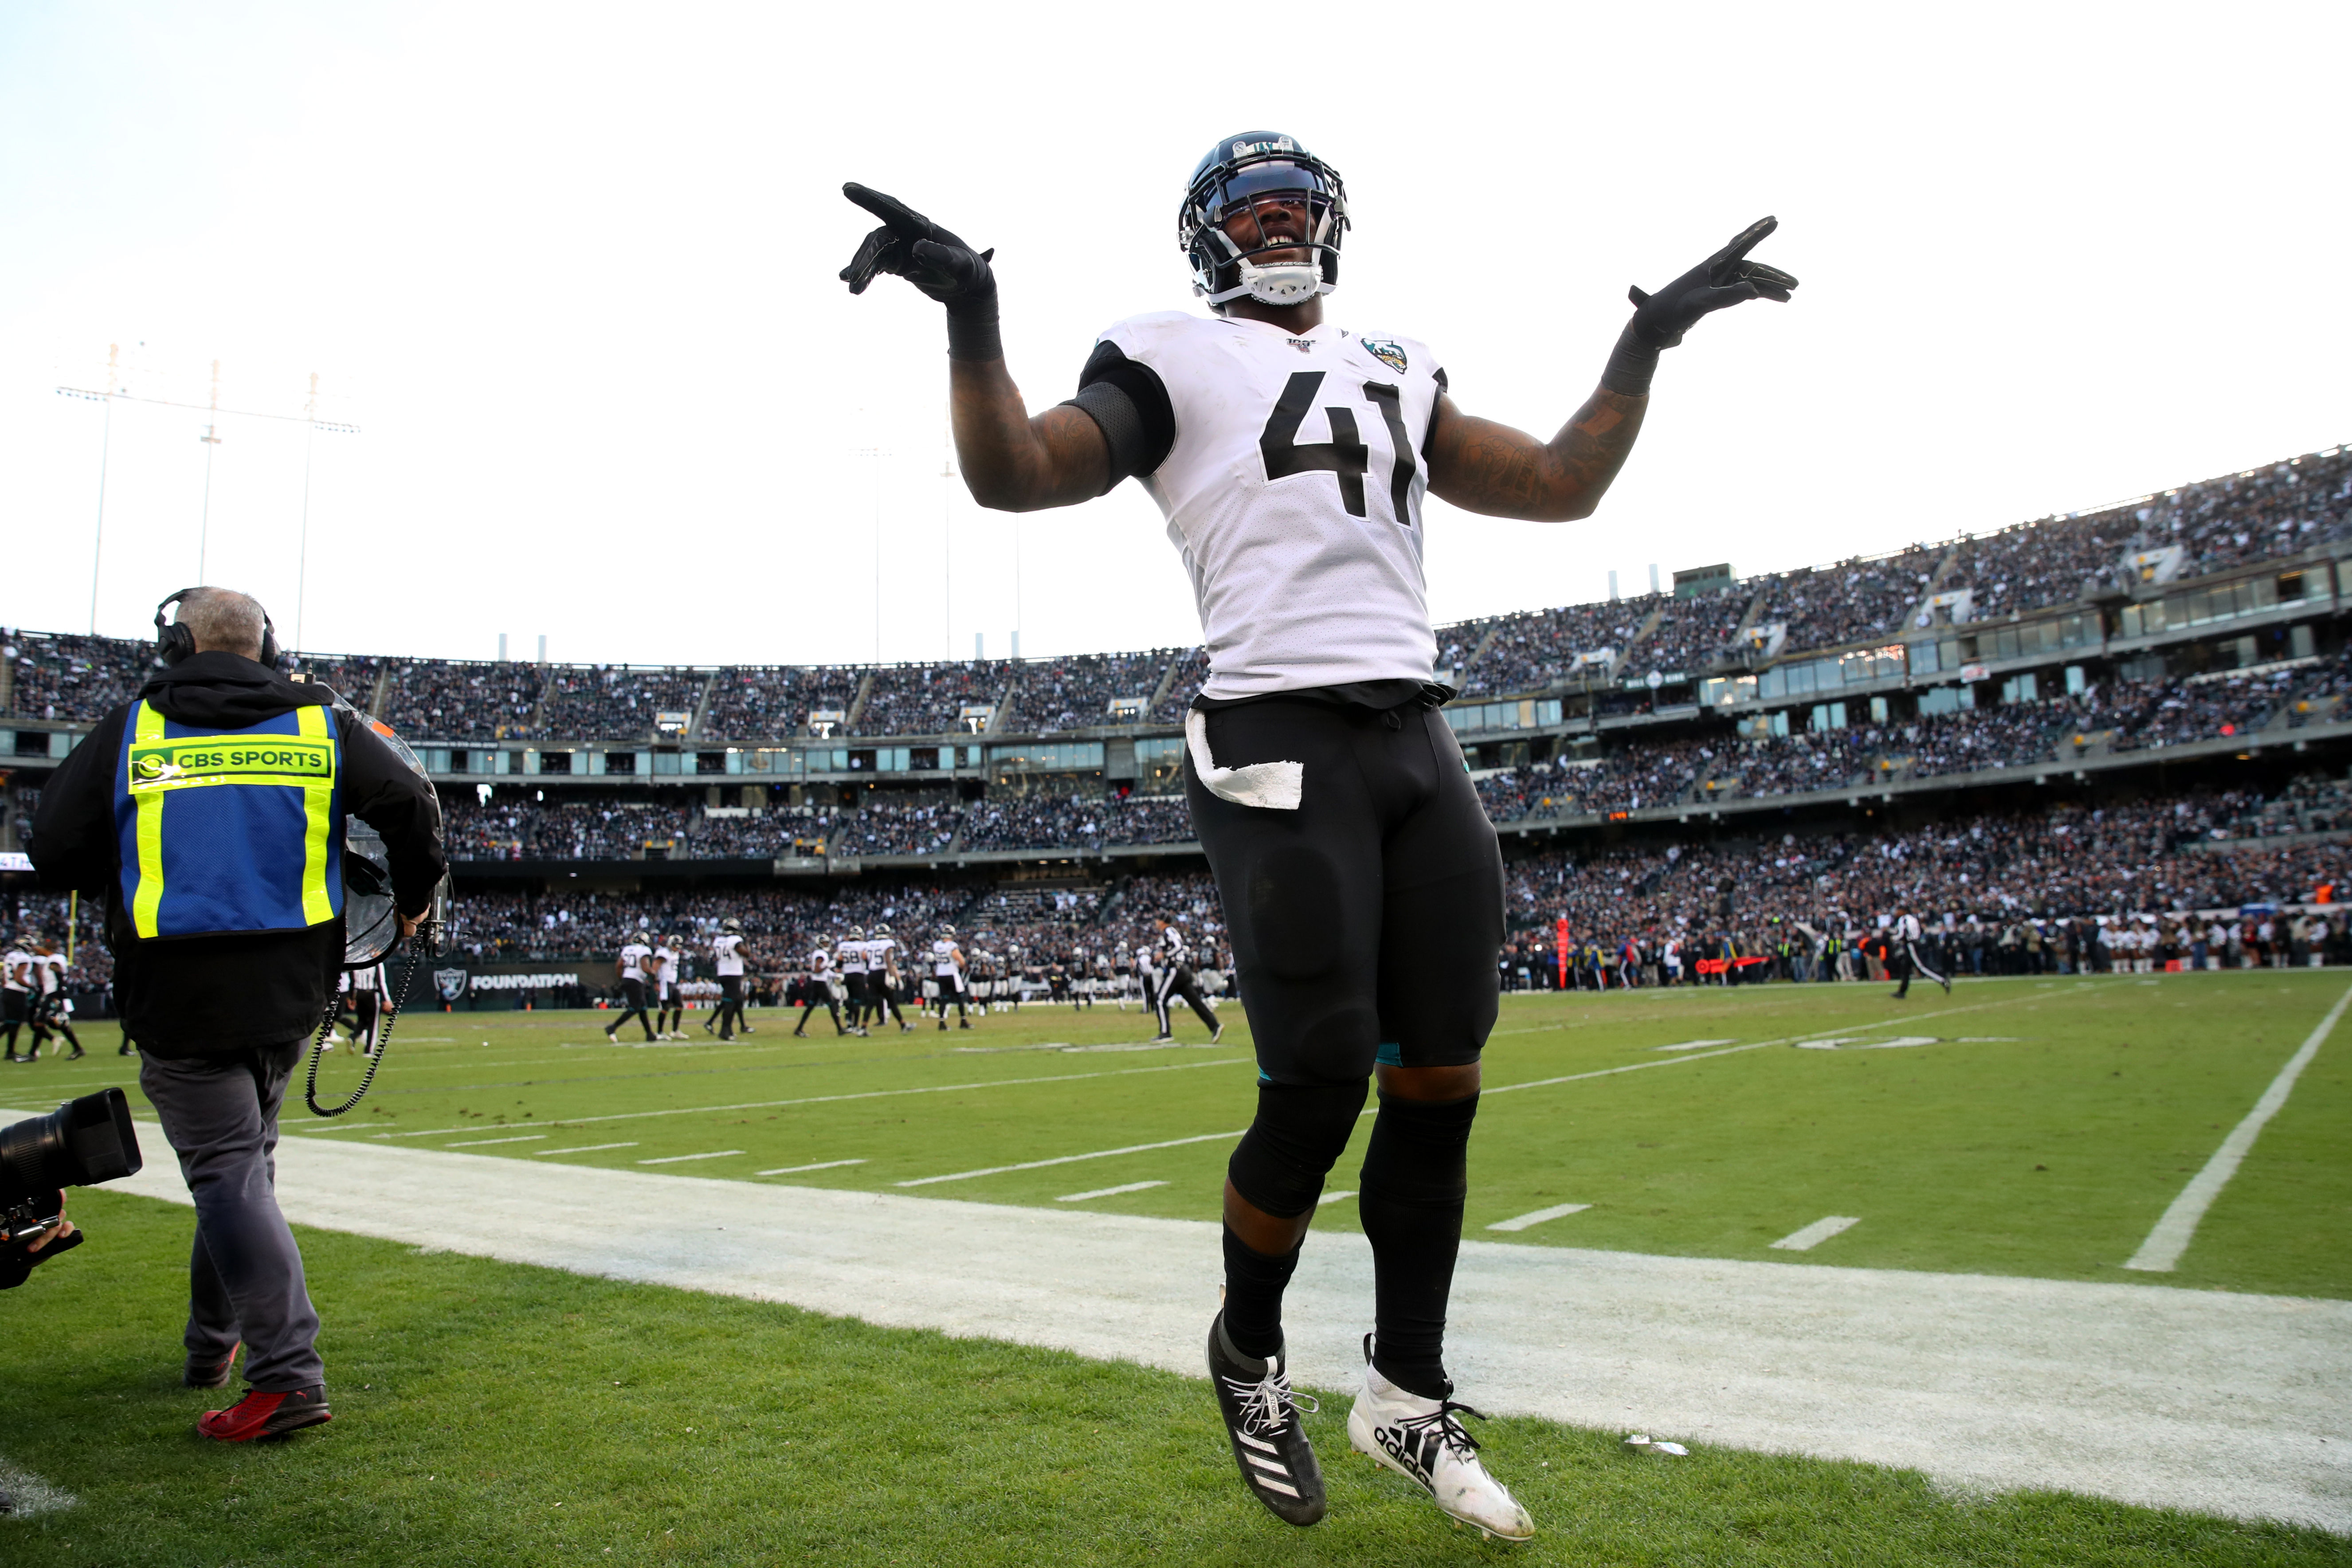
[1390,1399,1489,1465]
[1222,1369,1319,1439]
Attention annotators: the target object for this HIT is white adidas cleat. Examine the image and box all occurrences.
[1347,1344,1533,1541]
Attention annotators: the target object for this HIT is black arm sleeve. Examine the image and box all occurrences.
[337,713,447,916]
[1060,340,1175,494]
[28,709,128,897]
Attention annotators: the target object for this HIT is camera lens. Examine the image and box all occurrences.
[0,1089,142,1205]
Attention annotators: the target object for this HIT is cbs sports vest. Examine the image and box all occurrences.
[112,699,344,939]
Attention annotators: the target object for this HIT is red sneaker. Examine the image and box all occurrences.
[197,1386,332,1442]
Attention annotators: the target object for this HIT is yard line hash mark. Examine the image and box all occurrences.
[445,1134,548,1148]
[638,1150,746,1165]
[1056,1180,1168,1203]
[2124,977,2352,1272]
[1772,1216,1862,1251]
[533,1142,640,1156]
[1488,1203,1591,1232]
[898,1129,1247,1188]
[756,1159,868,1176]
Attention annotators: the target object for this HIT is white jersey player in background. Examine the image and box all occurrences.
[836,925,872,1036]
[707,918,754,1040]
[843,129,1793,1539]
[606,929,658,1043]
[653,934,686,1039]
[929,925,971,1030]
[868,921,912,1032]
[795,941,844,1037]
[2,937,40,1062]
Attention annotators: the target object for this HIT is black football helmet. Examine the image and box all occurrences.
[1179,131,1348,308]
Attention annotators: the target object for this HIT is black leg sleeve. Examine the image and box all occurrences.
[1356,1091,1478,1400]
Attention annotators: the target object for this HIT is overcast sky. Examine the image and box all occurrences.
[2,3,2345,669]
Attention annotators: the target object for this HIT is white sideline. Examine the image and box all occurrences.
[60,1121,2352,1536]
[2124,979,2352,1272]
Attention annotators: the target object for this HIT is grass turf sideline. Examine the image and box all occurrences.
[2,1189,2344,1567]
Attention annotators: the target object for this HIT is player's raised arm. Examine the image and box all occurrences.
[1426,217,1797,523]
[839,183,1109,511]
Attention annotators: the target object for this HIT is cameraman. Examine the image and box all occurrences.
[28,587,444,1443]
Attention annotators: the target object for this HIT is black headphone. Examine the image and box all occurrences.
[154,588,280,668]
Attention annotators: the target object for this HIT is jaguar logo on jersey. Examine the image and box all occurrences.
[433,968,470,1002]
[1362,339,1409,375]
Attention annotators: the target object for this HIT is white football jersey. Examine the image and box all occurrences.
[35,953,66,994]
[836,940,866,974]
[711,933,745,976]
[931,938,961,977]
[809,948,834,976]
[654,945,680,985]
[867,935,897,971]
[1092,312,1446,697]
[619,942,651,981]
[0,949,28,993]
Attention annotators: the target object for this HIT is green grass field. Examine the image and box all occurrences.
[20,968,2352,1296]
[5,970,2350,1565]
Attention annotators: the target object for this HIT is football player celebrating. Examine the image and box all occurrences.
[843,133,1793,1539]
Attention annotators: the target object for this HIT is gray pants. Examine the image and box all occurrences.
[139,1042,323,1391]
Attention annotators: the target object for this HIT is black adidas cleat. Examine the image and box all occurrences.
[1207,1311,1326,1526]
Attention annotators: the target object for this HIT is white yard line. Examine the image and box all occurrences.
[1771,1215,1862,1251]
[78,1131,2352,1535]
[897,1129,1247,1188]
[532,1142,639,1156]
[1488,1203,1591,1233]
[1320,1189,1357,1204]
[2125,978,2352,1273]
[1485,997,2024,1098]
[1056,1180,1168,1203]
[445,1134,548,1148]
[637,1150,744,1165]
[756,1159,867,1176]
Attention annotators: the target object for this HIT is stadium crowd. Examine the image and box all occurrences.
[857,661,1015,737]
[7,446,2346,741]
[1008,650,1175,732]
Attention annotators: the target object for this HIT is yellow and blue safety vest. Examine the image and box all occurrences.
[112,699,344,939]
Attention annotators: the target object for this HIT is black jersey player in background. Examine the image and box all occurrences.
[843,133,1791,1539]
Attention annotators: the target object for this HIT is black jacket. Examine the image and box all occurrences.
[29,651,447,1057]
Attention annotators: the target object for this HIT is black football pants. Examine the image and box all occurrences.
[1188,696,1503,1391]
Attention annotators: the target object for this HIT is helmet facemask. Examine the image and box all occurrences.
[1180,142,1348,309]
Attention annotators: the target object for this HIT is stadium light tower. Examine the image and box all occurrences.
[855,446,887,662]
[56,349,358,639]
[940,418,954,663]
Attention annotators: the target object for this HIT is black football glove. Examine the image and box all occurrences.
[1627,216,1798,349]
[840,183,1001,361]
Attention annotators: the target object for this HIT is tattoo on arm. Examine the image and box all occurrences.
[1424,387,1648,522]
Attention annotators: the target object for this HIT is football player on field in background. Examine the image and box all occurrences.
[708,918,754,1040]
[843,132,1793,1538]
[869,921,913,1032]
[33,940,85,1060]
[929,924,972,1030]
[605,929,658,1044]
[794,940,845,1037]
[653,933,686,1039]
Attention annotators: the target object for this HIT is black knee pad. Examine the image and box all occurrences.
[1358,1092,1478,1207]
[1226,1079,1368,1219]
